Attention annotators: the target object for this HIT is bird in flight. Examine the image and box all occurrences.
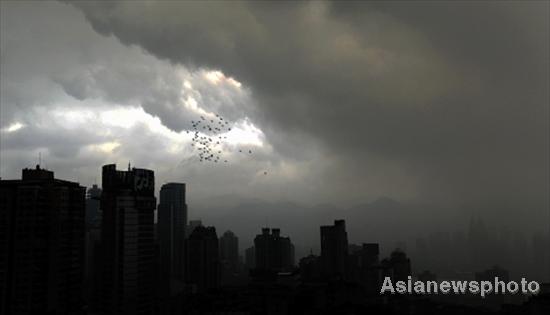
[187,113,259,165]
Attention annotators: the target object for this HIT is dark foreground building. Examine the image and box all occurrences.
[0,166,86,315]
[157,182,187,315]
[185,226,220,293]
[320,220,349,279]
[254,228,295,273]
[158,183,187,285]
[84,184,102,306]
[95,164,157,315]
[219,230,239,271]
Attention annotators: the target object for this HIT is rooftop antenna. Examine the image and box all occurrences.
[128,161,131,171]
[38,152,41,168]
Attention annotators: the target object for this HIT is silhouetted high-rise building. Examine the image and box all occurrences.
[382,249,411,282]
[0,166,86,315]
[360,243,380,267]
[254,228,294,272]
[320,220,348,279]
[219,231,240,285]
[219,230,239,271]
[245,246,255,270]
[85,184,102,306]
[186,220,202,238]
[86,184,102,228]
[157,183,187,315]
[291,243,296,265]
[96,164,157,315]
[185,226,219,293]
[299,254,321,282]
[158,183,187,283]
[358,243,381,294]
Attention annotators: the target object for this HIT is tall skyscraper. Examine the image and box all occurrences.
[320,220,348,279]
[158,183,187,284]
[96,164,157,315]
[86,184,102,228]
[85,184,102,306]
[185,226,219,293]
[0,166,86,315]
[219,230,239,271]
[219,231,239,285]
[360,243,380,267]
[245,246,256,270]
[254,228,294,272]
[359,243,381,294]
[381,249,411,282]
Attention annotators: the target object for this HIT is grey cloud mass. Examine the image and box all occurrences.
[1,1,549,256]
[72,1,549,209]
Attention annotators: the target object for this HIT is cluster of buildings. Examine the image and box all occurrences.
[1,164,547,315]
[0,164,296,314]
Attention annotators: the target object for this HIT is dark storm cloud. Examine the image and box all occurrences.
[72,1,549,213]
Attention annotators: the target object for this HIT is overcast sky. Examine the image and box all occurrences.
[1,1,548,234]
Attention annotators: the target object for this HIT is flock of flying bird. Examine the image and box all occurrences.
[188,114,254,164]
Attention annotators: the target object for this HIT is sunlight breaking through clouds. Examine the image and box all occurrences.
[204,70,242,88]
[89,141,121,154]
[2,122,25,133]
[224,118,265,147]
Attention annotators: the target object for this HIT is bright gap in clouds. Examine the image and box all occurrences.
[183,96,214,120]
[224,119,264,147]
[52,103,265,158]
[39,65,266,166]
[100,106,181,140]
[204,70,242,88]
[89,141,121,154]
[182,69,265,149]
[2,122,25,133]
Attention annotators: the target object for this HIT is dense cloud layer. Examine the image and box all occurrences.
[73,2,549,209]
[1,1,548,245]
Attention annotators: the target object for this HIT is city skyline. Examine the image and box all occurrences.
[4,162,549,279]
[1,161,549,314]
